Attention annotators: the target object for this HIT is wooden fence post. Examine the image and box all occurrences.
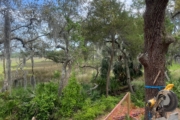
[127,92,131,115]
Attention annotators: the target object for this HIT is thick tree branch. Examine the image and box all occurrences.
[11,18,39,32]
[10,33,49,47]
[163,35,175,53]
[80,65,99,81]
[56,44,66,50]
[164,35,175,45]
[137,53,149,68]
[171,11,180,19]
[10,37,25,46]
[25,33,49,44]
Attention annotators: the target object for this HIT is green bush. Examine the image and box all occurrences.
[0,82,59,120]
[73,96,120,120]
[100,57,110,79]
[96,76,123,95]
[96,76,106,94]
[0,75,127,120]
[53,70,61,79]
[0,88,33,120]
[167,79,180,107]
[131,80,145,107]
[29,82,59,120]
[59,74,85,117]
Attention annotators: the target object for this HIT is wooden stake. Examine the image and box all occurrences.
[127,92,131,115]
[153,71,161,85]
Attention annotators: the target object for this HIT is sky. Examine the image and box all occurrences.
[22,0,133,6]
[120,0,132,6]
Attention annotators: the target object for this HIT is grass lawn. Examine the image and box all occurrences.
[168,62,180,80]
[0,57,61,83]
[0,58,180,88]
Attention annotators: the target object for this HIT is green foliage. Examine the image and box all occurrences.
[100,57,110,78]
[0,82,59,120]
[110,77,121,94]
[45,50,64,63]
[96,57,111,94]
[166,79,180,107]
[175,0,180,11]
[96,76,106,94]
[53,70,61,79]
[113,57,142,86]
[168,62,180,71]
[73,96,120,120]
[0,88,33,119]
[165,17,174,34]
[131,80,145,107]
[168,62,180,80]
[0,80,125,120]
[59,75,85,117]
[29,82,59,119]
[125,17,144,57]
[83,0,144,58]
[113,61,127,85]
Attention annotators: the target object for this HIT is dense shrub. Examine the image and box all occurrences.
[0,88,33,120]
[0,82,59,120]
[53,70,61,79]
[29,82,59,119]
[100,57,110,79]
[0,75,126,120]
[96,76,122,95]
[59,74,85,117]
[73,96,120,120]
[96,76,106,94]
[113,61,127,85]
[113,60,142,85]
[131,80,145,107]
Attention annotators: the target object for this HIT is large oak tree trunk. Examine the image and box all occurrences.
[139,0,171,119]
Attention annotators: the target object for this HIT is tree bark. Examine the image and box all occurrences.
[3,9,12,94]
[124,54,134,93]
[3,51,5,79]
[58,59,72,96]
[58,31,72,96]
[106,35,115,97]
[30,51,36,89]
[139,0,169,119]
[120,41,134,93]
